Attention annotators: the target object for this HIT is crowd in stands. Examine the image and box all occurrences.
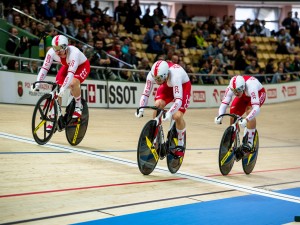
[2,0,300,84]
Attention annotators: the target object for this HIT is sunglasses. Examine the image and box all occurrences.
[153,75,163,83]
[230,87,243,95]
[52,45,66,52]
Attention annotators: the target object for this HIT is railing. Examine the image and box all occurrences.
[0,53,299,84]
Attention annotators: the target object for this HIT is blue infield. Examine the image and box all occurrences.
[73,187,300,225]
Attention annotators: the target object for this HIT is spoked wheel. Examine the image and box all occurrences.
[137,120,159,175]
[242,130,259,175]
[65,99,89,146]
[166,123,186,174]
[218,126,236,176]
[32,94,58,145]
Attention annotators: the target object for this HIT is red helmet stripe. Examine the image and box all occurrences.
[55,35,59,46]
[232,76,237,89]
[154,60,162,76]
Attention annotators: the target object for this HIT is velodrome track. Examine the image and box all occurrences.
[0,100,299,225]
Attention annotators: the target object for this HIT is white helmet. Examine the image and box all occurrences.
[151,60,169,83]
[52,35,68,51]
[230,75,245,93]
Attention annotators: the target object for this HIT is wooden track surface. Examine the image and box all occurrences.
[0,100,299,224]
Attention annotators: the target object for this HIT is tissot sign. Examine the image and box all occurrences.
[0,71,299,108]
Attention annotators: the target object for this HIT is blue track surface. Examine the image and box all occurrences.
[74,188,300,225]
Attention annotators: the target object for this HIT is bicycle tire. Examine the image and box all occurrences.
[32,93,58,145]
[166,123,186,174]
[65,99,89,146]
[218,126,236,175]
[137,120,159,175]
[242,130,259,175]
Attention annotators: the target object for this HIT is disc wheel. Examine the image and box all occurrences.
[65,99,89,146]
[137,120,159,175]
[242,130,259,175]
[218,126,235,176]
[32,94,57,145]
[166,123,186,174]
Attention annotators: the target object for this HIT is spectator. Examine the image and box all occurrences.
[220,23,231,42]
[57,17,73,36]
[265,58,276,83]
[38,23,57,59]
[281,11,294,30]
[185,29,198,49]
[195,29,206,49]
[5,27,29,56]
[204,39,220,59]
[137,57,151,81]
[260,20,271,37]
[162,21,173,39]
[186,64,198,84]
[114,1,127,24]
[286,38,297,54]
[44,0,56,20]
[120,46,140,80]
[143,23,163,45]
[155,2,166,22]
[123,3,141,34]
[146,34,164,54]
[234,48,248,71]
[271,62,283,83]
[289,20,300,46]
[250,18,262,36]
[176,5,192,23]
[141,8,154,28]
[240,18,252,36]
[199,59,217,84]
[276,39,289,55]
[293,11,300,27]
[6,59,20,71]
[277,27,292,43]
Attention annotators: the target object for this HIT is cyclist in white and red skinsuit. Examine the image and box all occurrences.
[34,35,90,121]
[135,60,191,157]
[215,75,266,152]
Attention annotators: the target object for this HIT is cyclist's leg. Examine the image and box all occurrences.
[71,60,90,118]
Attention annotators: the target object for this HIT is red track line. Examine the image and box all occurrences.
[0,178,185,198]
[2,166,300,199]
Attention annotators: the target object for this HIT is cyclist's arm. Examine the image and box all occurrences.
[246,88,260,121]
[60,57,79,92]
[37,51,55,81]
[139,73,154,107]
[167,84,183,115]
[218,87,232,115]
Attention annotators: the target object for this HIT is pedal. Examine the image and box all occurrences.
[235,147,244,161]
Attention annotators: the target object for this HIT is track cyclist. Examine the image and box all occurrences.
[32,35,90,131]
[135,60,191,157]
[214,75,266,152]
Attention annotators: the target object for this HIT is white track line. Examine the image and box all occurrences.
[1,132,300,204]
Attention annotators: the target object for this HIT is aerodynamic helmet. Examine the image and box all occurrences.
[151,60,169,83]
[52,35,68,52]
[230,75,245,94]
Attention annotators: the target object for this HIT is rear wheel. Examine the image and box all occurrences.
[242,130,259,175]
[32,94,57,145]
[65,99,89,146]
[166,123,186,174]
[137,120,159,175]
[218,126,235,176]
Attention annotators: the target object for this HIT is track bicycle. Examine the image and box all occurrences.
[136,106,186,175]
[31,81,89,146]
[217,113,259,175]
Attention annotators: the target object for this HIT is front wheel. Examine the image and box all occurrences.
[65,98,89,146]
[242,130,259,175]
[137,120,159,175]
[32,94,58,145]
[166,123,186,174]
[218,126,236,176]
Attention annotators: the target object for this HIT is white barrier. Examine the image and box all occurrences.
[0,71,299,108]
